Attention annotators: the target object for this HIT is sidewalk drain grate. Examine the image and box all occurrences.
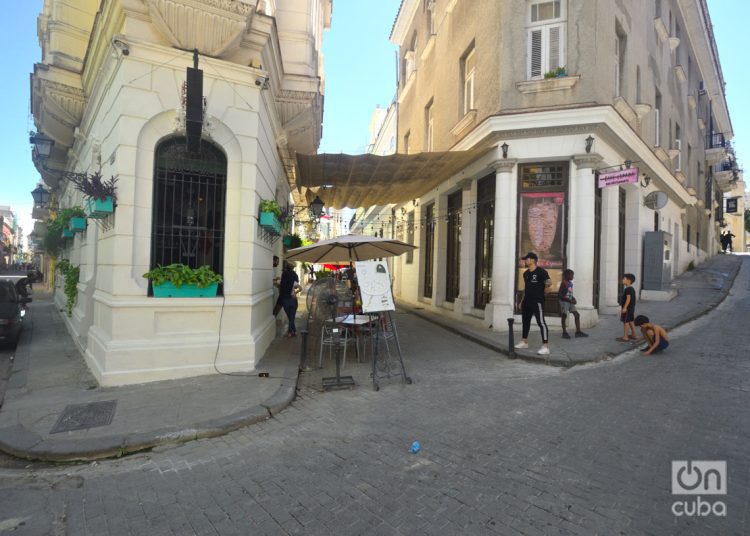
[50,400,117,434]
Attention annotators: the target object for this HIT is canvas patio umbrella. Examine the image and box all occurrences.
[284,233,416,263]
[285,234,416,391]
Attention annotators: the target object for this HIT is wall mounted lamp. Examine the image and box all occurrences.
[309,195,325,218]
[640,175,651,188]
[585,135,595,153]
[501,142,509,159]
[412,199,419,207]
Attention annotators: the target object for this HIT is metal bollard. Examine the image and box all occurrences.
[299,330,311,371]
[507,318,516,359]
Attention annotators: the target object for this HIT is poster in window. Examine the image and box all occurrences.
[517,192,566,269]
[357,260,395,313]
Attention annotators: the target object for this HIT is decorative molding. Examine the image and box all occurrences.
[572,154,603,170]
[516,75,580,94]
[675,171,686,184]
[420,35,436,61]
[674,65,687,84]
[654,146,670,163]
[31,73,86,149]
[687,94,697,110]
[489,159,517,174]
[634,103,652,118]
[145,0,254,57]
[668,37,680,51]
[697,117,706,130]
[456,178,472,191]
[613,96,637,124]
[654,17,669,42]
[686,187,697,196]
[450,110,477,138]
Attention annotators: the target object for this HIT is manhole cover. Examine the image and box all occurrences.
[50,400,117,434]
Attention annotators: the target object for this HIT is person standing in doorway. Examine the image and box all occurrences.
[515,252,552,355]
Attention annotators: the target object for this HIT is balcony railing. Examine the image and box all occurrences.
[705,132,727,150]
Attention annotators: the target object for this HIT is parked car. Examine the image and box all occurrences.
[0,279,30,347]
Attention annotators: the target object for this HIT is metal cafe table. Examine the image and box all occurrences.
[335,313,377,363]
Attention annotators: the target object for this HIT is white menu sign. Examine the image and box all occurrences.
[357,260,395,313]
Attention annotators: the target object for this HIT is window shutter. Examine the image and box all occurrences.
[548,25,561,71]
[529,29,543,78]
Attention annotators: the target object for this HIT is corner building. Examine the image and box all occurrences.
[386,0,738,330]
[30,0,330,385]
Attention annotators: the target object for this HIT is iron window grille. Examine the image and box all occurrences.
[150,137,227,294]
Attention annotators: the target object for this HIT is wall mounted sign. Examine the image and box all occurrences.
[598,167,639,188]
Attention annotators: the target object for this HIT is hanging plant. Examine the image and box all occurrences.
[56,260,79,316]
[69,172,118,202]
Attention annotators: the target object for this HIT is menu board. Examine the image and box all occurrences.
[356,260,395,313]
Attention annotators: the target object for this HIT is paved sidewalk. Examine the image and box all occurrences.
[400,253,743,366]
[0,253,741,463]
[0,294,300,462]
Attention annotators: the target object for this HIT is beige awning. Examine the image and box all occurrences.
[295,148,492,209]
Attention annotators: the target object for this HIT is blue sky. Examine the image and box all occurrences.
[1,1,746,237]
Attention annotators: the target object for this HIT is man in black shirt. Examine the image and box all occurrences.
[279,263,301,337]
[515,252,552,355]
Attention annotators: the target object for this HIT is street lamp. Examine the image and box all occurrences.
[29,132,55,160]
[310,195,325,219]
[31,185,51,207]
[585,135,595,153]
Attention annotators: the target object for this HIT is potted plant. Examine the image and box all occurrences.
[259,199,282,236]
[543,66,567,79]
[142,264,224,298]
[282,233,303,249]
[65,206,87,233]
[69,172,118,219]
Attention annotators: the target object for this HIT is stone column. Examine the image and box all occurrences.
[570,154,602,327]
[599,184,622,314]
[454,179,475,317]
[488,159,518,330]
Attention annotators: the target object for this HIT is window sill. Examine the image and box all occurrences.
[516,75,580,94]
[450,109,477,137]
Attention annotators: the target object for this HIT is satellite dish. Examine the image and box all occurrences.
[644,191,668,210]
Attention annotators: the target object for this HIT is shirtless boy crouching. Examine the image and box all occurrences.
[634,315,669,356]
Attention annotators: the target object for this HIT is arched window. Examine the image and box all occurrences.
[150,138,227,291]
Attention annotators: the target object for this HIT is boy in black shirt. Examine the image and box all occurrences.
[515,252,552,355]
[617,273,637,342]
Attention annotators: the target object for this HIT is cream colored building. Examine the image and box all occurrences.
[382,0,738,331]
[31,0,331,385]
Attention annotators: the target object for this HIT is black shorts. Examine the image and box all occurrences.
[620,310,635,323]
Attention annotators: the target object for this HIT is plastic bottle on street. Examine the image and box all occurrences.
[409,441,421,454]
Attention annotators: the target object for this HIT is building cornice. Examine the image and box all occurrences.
[389,0,419,45]
[453,106,695,207]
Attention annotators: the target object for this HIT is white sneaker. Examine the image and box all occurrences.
[537,346,550,355]
[514,341,529,349]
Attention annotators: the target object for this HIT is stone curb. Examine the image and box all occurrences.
[0,358,301,464]
[399,256,742,368]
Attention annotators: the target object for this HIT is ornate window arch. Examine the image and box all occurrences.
[150,137,227,291]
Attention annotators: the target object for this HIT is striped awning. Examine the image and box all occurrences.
[295,148,492,209]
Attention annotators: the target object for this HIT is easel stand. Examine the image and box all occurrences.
[322,326,356,390]
[371,311,412,391]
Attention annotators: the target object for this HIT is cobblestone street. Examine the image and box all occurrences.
[1,258,749,535]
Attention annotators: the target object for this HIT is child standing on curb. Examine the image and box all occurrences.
[617,273,637,342]
[558,269,588,339]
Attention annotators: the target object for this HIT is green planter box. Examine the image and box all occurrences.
[62,228,75,238]
[85,196,114,219]
[69,217,87,232]
[259,211,282,236]
[152,282,219,298]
